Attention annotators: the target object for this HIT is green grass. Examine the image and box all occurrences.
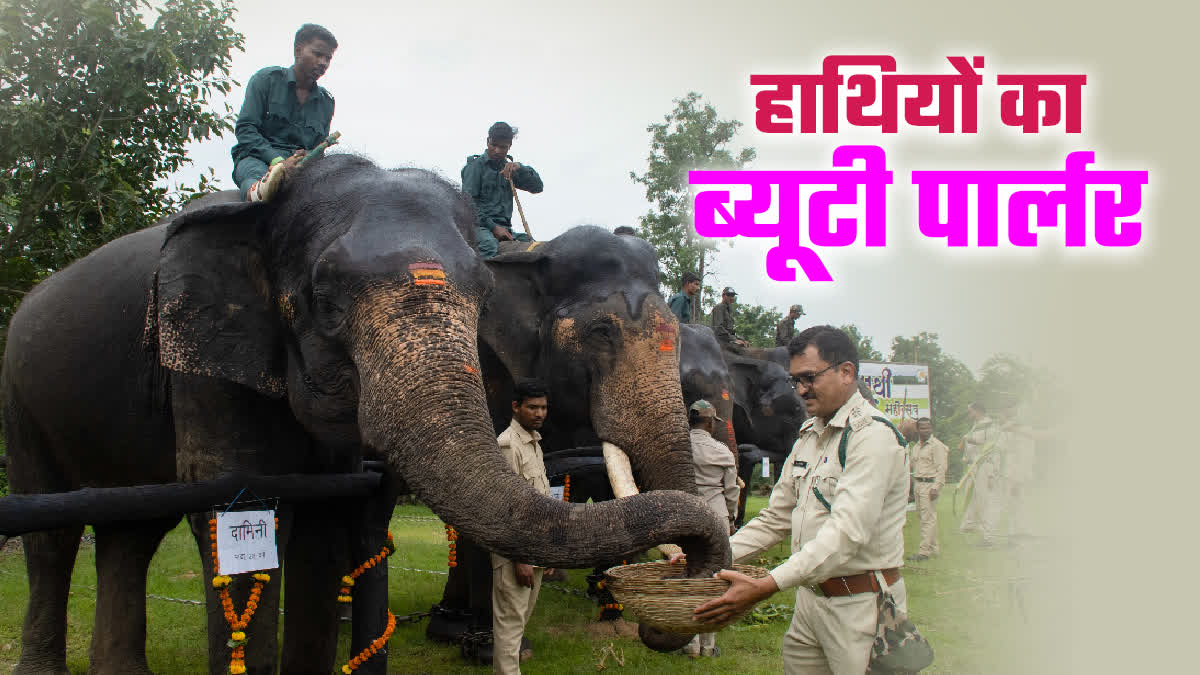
[0,494,1043,673]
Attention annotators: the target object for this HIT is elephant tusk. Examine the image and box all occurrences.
[602,442,683,559]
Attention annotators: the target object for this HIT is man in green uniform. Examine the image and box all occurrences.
[462,122,544,258]
[774,304,805,347]
[667,272,701,324]
[232,24,337,202]
[711,287,749,352]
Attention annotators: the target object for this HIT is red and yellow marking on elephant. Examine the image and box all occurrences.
[408,262,446,286]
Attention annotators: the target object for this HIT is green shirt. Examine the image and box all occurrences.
[460,154,543,233]
[775,318,796,347]
[232,66,335,165]
[667,292,693,323]
[711,301,742,345]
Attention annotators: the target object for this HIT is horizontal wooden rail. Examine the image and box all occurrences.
[0,471,382,536]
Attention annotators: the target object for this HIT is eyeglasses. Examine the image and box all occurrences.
[791,363,842,388]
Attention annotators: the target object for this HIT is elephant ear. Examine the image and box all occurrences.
[480,246,549,380]
[156,201,287,398]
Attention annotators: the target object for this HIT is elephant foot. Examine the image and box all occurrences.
[638,623,695,653]
[459,630,494,665]
[425,604,472,643]
[14,662,70,675]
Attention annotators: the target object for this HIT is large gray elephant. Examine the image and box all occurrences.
[429,228,730,651]
[2,158,729,675]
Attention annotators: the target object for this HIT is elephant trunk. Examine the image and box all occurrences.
[349,285,730,573]
[590,308,697,497]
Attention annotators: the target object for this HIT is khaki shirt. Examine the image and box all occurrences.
[492,418,550,568]
[729,391,908,590]
[962,417,994,464]
[911,436,949,491]
[689,428,739,527]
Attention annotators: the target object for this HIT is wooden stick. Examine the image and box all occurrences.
[507,174,534,239]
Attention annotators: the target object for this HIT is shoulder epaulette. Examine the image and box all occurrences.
[835,413,907,469]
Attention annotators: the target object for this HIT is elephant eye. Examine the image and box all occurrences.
[586,319,618,344]
[312,288,348,335]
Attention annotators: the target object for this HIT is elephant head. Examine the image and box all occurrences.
[727,353,807,459]
[156,160,725,572]
[679,323,738,455]
[479,227,731,574]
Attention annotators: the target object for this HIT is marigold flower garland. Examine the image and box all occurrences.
[563,474,570,502]
[337,532,398,673]
[445,524,457,568]
[338,532,396,604]
[208,516,278,675]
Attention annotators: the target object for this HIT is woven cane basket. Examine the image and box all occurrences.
[604,560,771,633]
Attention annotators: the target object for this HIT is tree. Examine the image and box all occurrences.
[0,0,243,352]
[630,92,755,316]
[840,323,883,361]
[729,302,783,349]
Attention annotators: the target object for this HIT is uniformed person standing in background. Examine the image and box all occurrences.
[491,379,554,674]
[775,304,805,347]
[688,325,909,674]
[908,417,949,562]
[958,401,992,535]
[681,399,739,658]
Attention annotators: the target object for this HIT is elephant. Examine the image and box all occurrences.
[724,350,807,526]
[2,156,729,675]
[428,228,729,652]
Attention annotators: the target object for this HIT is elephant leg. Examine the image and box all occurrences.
[190,510,288,675]
[14,525,83,675]
[348,483,399,675]
[462,536,494,632]
[280,502,347,675]
[428,552,473,643]
[87,518,177,675]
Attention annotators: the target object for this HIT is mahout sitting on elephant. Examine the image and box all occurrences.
[430,228,725,654]
[2,158,730,675]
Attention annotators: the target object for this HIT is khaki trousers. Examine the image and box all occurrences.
[490,555,542,675]
[914,480,940,556]
[783,579,906,674]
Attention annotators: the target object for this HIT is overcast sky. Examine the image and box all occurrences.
[165,0,1161,372]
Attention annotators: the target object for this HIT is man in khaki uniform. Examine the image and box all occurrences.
[958,401,993,534]
[908,417,949,561]
[491,379,553,674]
[683,399,740,658]
[692,325,909,674]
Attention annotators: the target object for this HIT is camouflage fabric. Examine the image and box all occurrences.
[868,572,934,673]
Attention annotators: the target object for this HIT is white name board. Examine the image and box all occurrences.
[216,510,279,575]
[549,485,565,501]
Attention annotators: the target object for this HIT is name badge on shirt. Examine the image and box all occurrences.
[794,459,811,479]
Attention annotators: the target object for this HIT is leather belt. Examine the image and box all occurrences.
[913,476,936,483]
[816,568,901,597]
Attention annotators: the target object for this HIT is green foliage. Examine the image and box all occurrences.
[840,323,884,361]
[891,332,978,480]
[630,92,755,299]
[731,302,783,348]
[0,0,243,352]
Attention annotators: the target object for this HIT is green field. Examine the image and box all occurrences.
[0,493,1049,673]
